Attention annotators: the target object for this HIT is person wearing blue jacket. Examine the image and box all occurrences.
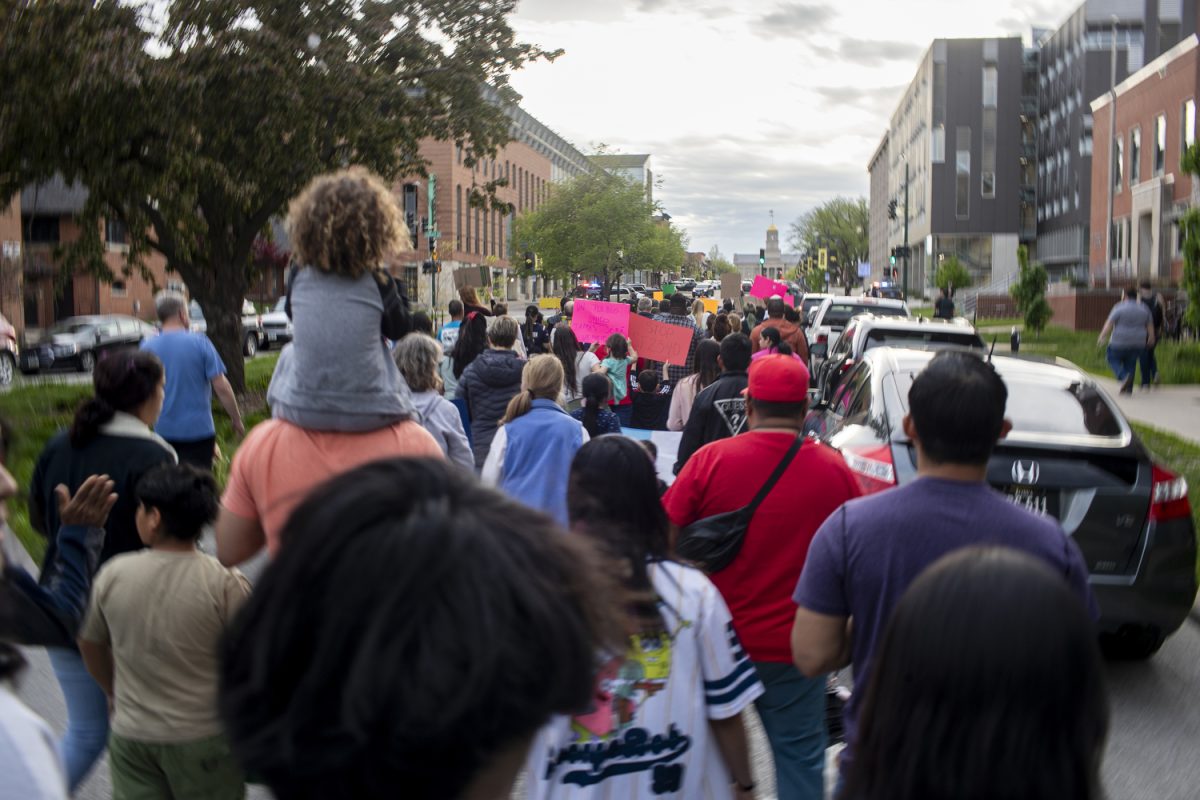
[482,355,588,526]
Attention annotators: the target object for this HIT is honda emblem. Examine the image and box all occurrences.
[1011,460,1040,485]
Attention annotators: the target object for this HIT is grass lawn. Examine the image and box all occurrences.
[0,354,278,563]
[1019,324,1200,384]
[1131,422,1200,583]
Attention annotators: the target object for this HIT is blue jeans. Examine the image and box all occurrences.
[1106,345,1142,383]
[753,661,827,800]
[47,647,110,790]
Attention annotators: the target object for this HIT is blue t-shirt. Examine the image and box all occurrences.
[438,320,462,353]
[792,477,1096,768]
[141,331,225,441]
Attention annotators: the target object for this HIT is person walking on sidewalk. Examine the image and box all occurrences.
[1138,280,1165,386]
[1097,287,1155,395]
[142,291,244,469]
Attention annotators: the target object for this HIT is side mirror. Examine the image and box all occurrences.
[810,342,828,360]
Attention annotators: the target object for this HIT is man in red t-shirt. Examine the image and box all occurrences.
[662,355,860,800]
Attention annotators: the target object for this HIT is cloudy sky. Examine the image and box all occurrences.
[506,0,1073,257]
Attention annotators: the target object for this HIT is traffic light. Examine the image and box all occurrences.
[758,248,765,265]
[524,251,535,270]
[889,253,896,267]
[887,199,898,220]
[421,259,435,274]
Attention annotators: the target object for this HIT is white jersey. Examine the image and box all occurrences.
[524,561,763,799]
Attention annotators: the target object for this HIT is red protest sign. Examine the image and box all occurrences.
[629,314,694,365]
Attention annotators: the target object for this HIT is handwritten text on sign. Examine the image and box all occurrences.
[749,275,790,300]
[628,313,694,365]
[571,299,630,343]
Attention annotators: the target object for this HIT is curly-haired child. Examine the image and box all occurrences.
[268,167,417,431]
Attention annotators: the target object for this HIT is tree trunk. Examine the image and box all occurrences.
[183,261,250,395]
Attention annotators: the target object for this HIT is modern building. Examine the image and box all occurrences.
[1035,0,1198,280]
[589,154,654,203]
[1089,34,1199,284]
[867,134,891,283]
[880,37,1030,296]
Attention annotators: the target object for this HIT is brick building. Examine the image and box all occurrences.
[1089,34,1199,284]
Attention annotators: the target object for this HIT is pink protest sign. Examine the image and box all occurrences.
[628,313,694,365]
[749,275,790,300]
[571,299,630,343]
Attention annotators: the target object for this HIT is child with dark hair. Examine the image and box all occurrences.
[599,333,638,427]
[410,310,434,336]
[218,458,624,800]
[571,373,623,438]
[79,464,251,800]
[629,369,670,430]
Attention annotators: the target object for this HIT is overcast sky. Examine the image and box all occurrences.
[507,0,1073,257]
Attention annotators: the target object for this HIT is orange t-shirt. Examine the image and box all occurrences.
[222,419,443,556]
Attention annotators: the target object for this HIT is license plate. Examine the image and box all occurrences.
[1004,485,1055,516]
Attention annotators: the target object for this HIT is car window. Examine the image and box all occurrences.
[823,303,906,328]
[830,324,856,359]
[863,329,985,351]
[116,318,140,336]
[97,321,119,338]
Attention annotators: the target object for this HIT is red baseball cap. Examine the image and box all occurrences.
[743,354,811,403]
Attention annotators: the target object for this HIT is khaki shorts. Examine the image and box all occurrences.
[109,732,245,800]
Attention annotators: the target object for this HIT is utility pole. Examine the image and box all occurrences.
[427,173,439,314]
[902,161,910,300]
[1104,14,1118,289]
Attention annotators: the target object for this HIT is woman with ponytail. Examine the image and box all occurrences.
[482,355,587,526]
[27,349,176,791]
[571,372,622,438]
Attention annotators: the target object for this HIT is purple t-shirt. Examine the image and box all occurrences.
[792,476,1096,767]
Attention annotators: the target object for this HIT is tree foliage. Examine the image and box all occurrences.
[0,1,555,389]
[933,256,972,294]
[1180,144,1200,331]
[512,171,686,299]
[1010,245,1052,337]
[788,197,868,293]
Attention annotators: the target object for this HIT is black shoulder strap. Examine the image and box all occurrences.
[745,433,804,515]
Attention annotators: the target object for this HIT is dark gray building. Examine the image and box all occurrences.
[881,37,1032,294]
[1035,0,1198,280]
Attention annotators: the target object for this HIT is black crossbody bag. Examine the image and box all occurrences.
[675,433,804,573]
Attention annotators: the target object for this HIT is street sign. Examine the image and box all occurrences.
[427,231,441,239]
[818,248,828,270]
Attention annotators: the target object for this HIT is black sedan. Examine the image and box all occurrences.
[805,346,1197,659]
[20,315,156,374]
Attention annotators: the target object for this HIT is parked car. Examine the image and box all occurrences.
[807,296,909,376]
[804,346,1197,659]
[189,299,264,357]
[20,315,156,375]
[260,296,293,349]
[628,283,648,298]
[0,312,18,386]
[800,293,832,325]
[867,283,905,300]
[811,314,985,403]
[673,278,696,292]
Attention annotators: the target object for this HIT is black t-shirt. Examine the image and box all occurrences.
[935,296,955,318]
[630,390,671,430]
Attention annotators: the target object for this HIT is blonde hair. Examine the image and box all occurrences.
[691,298,705,316]
[728,312,743,332]
[459,286,482,307]
[286,167,411,277]
[488,316,519,348]
[502,355,565,424]
[393,333,443,393]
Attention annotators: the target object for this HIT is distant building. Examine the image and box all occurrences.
[1089,34,1199,284]
[1035,0,1198,281]
[868,134,891,283]
[734,224,800,282]
[878,37,1031,296]
[589,154,654,203]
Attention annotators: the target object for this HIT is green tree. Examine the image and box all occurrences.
[934,256,972,294]
[513,171,686,299]
[0,1,554,390]
[1180,144,1200,331]
[788,197,868,294]
[1010,245,1052,337]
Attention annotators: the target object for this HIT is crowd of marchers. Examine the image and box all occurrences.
[1,167,1107,800]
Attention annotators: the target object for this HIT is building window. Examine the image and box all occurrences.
[1130,127,1141,184]
[24,215,59,243]
[456,185,463,251]
[480,206,488,256]
[1154,114,1167,175]
[105,217,128,245]
[931,125,945,163]
[981,108,996,198]
[1079,134,1093,156]
[456,143,462,165]
[982,66,998,108]
[1113,134,1123,191]
[111,280,127,297]
[1183,99,1196,149]
[465,194,472,254]
[956,126,971,219]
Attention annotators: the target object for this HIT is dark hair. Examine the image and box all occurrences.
[760,326,782,349]
[410,311,433,336]
[636,369,658,393]
[1138,280,1152,290]
[784,306,801,324]
[723,299,734,312]
[766,297,786,318]
[447,299,464,317]
[845,547,1107,800]
[713,313,732,341]
[692,339,721,390]
[452,312,489,379]
[719,333,752,372]
[908,350,1007,466]
[567,437,670,632]
[134,463,219,542]
[70,351,164,449]
[552,324,582,396]
[220,458,623,800]
[605,333,628,360]
[668,293,688,313]
[705,313,717,336]
[658,298,671,313]
[492,302,508,316]
[1123,286,1138,299]
[639,439,658,460]
[579,373,612,438]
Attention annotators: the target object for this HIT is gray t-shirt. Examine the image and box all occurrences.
[1107,299,1153,349]
[793,477,1096,770]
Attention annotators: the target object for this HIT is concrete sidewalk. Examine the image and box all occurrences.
[1091,377,1200,446]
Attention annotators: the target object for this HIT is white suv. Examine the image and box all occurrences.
[807,296,909,373]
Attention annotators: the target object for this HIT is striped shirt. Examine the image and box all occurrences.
[525,561,764,799]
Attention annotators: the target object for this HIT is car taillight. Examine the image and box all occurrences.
[841,444,897,495]
[1150,464,1191,522]
[839,359,855,373]
[817,334,828,344]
